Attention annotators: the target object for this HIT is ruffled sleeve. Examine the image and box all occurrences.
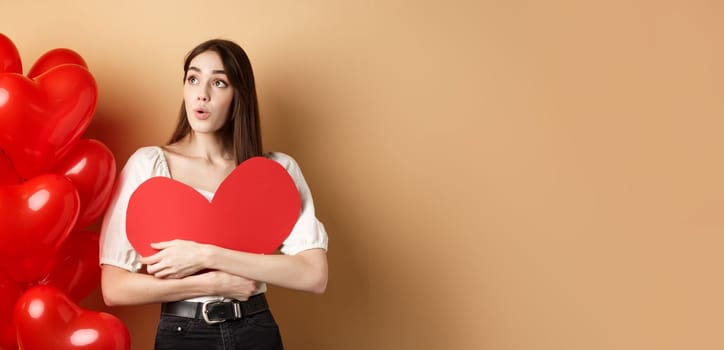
[99,146,169,272]
[268,152,329,255]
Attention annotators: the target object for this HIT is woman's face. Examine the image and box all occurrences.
[183,50,233,135]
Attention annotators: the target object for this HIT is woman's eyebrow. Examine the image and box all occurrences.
[188,66,227,75]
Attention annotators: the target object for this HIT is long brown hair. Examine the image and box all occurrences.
[167,39,263,164]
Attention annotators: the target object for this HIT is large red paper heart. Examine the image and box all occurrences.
[0,50,97,179]
[14,285,130,350]
[126,157,301,257]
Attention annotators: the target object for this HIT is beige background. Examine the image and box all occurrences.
[2,0,724,349]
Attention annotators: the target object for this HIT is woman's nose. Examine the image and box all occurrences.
[197,87,209,101]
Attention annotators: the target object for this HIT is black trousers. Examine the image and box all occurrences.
[154,309,284,350]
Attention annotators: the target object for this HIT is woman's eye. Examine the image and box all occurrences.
[214,80,228,88]
[187,76,198,84]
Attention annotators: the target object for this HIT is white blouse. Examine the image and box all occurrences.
[99,146,328,299]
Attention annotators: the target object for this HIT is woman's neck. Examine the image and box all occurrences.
[176,132,232,163]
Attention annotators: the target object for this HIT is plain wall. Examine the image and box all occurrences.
[2,1,724,349]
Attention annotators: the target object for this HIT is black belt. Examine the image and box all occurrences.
[161,293,269,324]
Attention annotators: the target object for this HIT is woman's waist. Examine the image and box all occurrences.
[183,282,266,303]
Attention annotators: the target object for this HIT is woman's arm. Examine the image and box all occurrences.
[139,241,328,294]
[100,264,258,306]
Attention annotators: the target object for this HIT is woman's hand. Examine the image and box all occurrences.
[199,270,257,301]
[139,239,210,279]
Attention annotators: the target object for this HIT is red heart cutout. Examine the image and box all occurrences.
[0,61,97,179]
[14,285,130,350]
[126,157,301,257]
[0,174,80,282]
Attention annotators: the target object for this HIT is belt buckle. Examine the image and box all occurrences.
[201,301,226,324]
[201,300,242,325]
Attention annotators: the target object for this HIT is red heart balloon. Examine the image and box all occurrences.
[0,63,97,179]
[126,157,301,257]
[0,273,22,350]
[0,150,19,186]
[0,174,80,282]
[0,33,21,74]
[14,285,130,350]
[28,48,88,79]
[39,230,100,302]
[54,139,117,228]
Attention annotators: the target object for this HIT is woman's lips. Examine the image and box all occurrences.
[194,109,210,120]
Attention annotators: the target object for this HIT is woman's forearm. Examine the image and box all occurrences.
[139,241,328,294]
[101,265,212,306]
[203,247,328,294]
[101,264,258,306]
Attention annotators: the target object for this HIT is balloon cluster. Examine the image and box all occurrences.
[0,34,129,349]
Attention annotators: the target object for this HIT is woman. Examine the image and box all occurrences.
[99,39,328,350]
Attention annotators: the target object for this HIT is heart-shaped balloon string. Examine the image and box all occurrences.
[14,285,130,350]
[0,174,80,282]
[127,156,301,257]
